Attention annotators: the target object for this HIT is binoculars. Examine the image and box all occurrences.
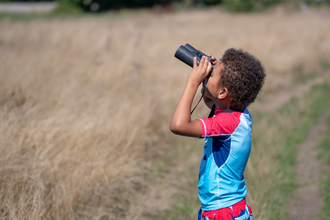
[174,44,214,78]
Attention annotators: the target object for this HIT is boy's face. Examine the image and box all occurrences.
[205,59,225,100]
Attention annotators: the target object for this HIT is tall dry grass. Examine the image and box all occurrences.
[0,5,330,219]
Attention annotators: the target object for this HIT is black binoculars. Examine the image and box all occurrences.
[174,44,215,78]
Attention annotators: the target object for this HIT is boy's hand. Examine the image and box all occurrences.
[208,54,217,64]
[187,56,212,87]
[202,51,217,64]
[170,57,212,137]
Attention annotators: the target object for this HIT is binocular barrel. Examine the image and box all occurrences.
[174,44,215,114]
[174,44,214,72]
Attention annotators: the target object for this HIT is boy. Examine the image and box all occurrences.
[170,48,266,220]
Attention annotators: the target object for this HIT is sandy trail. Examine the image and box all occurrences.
[251,69,330,219]
[250,70,330,112]
[288,107,330,220]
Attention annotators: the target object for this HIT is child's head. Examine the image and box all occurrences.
[220,48,266,111]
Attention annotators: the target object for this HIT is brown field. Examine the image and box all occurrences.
[1,5,330,219]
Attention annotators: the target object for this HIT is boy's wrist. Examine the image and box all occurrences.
[186,80,200,90]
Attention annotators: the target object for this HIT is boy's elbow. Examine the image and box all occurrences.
[170,122,178,134]
[170,121,182,134]
[170,120,202,137]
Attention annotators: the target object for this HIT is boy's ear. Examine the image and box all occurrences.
[218,87,228,100]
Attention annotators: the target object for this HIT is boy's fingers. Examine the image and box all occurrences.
[205,53,216,60]
[198,56,204,67]
[203,58,212,76]
[201,56,207,69]
[207,62,212,73]
[193,57,197,68]
[203,56,209,69]
[199,57,208,76]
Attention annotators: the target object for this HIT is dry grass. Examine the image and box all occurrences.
[0,5,330,219]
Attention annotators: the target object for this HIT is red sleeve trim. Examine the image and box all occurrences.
[197,119,207,137]
[199,112,241,137]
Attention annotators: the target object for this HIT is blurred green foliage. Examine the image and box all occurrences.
[202,0,222,6]
[223,0,284,12]
[223,0,257,12]
[0,0,55,1]
[58,0,181,12]
[56,0,83,13]
[0,0,329,13]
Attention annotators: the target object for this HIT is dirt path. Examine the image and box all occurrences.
[130,71,330,219]
[288,108,330,220]
[251,70,330,219]
[250,70,330,112]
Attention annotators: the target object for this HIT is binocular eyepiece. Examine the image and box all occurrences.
[174,43,214,78]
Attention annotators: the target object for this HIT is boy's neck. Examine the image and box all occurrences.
[215,97,231,110]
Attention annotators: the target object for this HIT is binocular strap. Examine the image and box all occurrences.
[191,79,217,116]
[191,90,205,115]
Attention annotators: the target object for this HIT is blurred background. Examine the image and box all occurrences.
[0,0,330,219]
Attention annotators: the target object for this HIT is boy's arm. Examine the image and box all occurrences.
[170,56,212,137]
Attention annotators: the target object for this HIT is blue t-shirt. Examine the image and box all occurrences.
[197,108,252,210]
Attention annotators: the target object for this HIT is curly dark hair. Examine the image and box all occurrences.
[220,48,266,111]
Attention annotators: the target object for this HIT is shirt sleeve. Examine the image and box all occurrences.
[197,112,241,138]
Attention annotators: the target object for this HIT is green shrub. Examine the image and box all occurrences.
[56,0,83,13]
[202,0,222,6]
[223,0,257,12]
[130,0,170,7]
[0,0,55,1]
[223,0,284,12]
[57,0,181,12]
